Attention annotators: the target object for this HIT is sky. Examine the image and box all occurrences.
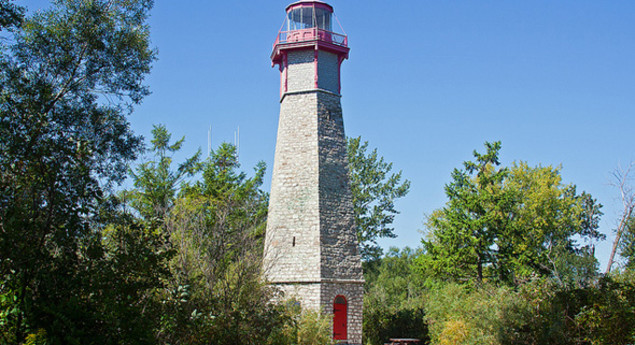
[23,1,635,269]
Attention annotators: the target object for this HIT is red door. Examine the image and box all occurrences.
[333,295,347,340]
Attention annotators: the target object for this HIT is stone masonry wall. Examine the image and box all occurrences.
[284,49,340,94]
[263,91,321,283]
[271,280,364,345]
[318,50,340,93]
[286,49,315,92]
[321,282,364,345]
[274,283,322,310]
[264,90,364,344]
[317,91,363,281]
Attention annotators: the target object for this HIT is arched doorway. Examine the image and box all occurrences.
[333,295,347,341]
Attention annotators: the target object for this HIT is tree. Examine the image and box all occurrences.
[418,141,510,283]
[0,0,155,342]
[606,163,635,273]
[347,136,410,260]
[501,163,603,286]
[619,217,635,270]
[417,142,603,286]
[127,124,200,225]
[154,143,285,344]
[0,0,23,32]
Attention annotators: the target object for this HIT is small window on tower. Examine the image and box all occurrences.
[292,236,296,247]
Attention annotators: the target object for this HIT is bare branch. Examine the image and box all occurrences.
[605,162,635,274]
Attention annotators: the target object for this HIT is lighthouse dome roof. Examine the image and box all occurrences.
[286,0,333,13]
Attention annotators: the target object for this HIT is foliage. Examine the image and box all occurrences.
[418,141,509,283]
[144,142,287,344]
[0,0,23,32]
[414,142,635,345]
[267,302,333,345]
[417,142,603,286]
[423,276,635,345]
[0,0,155,342]
[424,282,515,345]
[501,163,603,286]
[363,247,428,345]
[348,136,410,261]
[503,277,635,345]
[619,216,635,270]
[127,124,200,225]
[295,309,333,345]
[89,203,172,344]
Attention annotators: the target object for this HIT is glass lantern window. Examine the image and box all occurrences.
[288,6,332,31]
[315,8,332,31]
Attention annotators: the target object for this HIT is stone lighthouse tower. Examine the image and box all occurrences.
[263,1,363,343]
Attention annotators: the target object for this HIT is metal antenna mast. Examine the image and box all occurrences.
[208,125,212,157]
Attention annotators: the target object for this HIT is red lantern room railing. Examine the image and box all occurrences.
[274,28,348,48]
[271,0,349,67]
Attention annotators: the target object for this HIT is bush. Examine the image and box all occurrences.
[363,248,429,345]
[424,282,515,345]
[268,302,333,345]
[423,277,635,345]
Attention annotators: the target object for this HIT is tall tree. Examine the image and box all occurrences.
[501,163,603,286]
[417,142,603,286]
[127,124,200,225]
[0,0,155,342]
[155,143,283,344]
[348,136,410,260]
[418,141,509,283]
[606,163,635,273]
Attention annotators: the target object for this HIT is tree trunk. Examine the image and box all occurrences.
[605,164,635,274]
[606,205,634,274]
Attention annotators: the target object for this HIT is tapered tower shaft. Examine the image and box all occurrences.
[263,1,363,343]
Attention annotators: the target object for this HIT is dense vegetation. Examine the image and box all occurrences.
[365,143,635,345]
[2,1,635,345]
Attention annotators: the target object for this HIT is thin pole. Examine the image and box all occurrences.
[208,125,212,157]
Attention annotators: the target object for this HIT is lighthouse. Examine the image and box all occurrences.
[263,1,363,343]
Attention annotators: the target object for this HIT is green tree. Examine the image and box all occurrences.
[155,143,285,344]
[347,136,410,260]
[127,124,200,225]
[417,142,603,286]
[0,0,155,342]
[500,163,603,286]
[0,0,23,32]
[619,216,635,270]
[88,200,173,344]
[418,141,510,283]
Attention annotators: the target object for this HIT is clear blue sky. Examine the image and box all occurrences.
[24,1,635,269]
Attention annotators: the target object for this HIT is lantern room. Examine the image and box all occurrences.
[271,0,349,67]
[287,1,332,31]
